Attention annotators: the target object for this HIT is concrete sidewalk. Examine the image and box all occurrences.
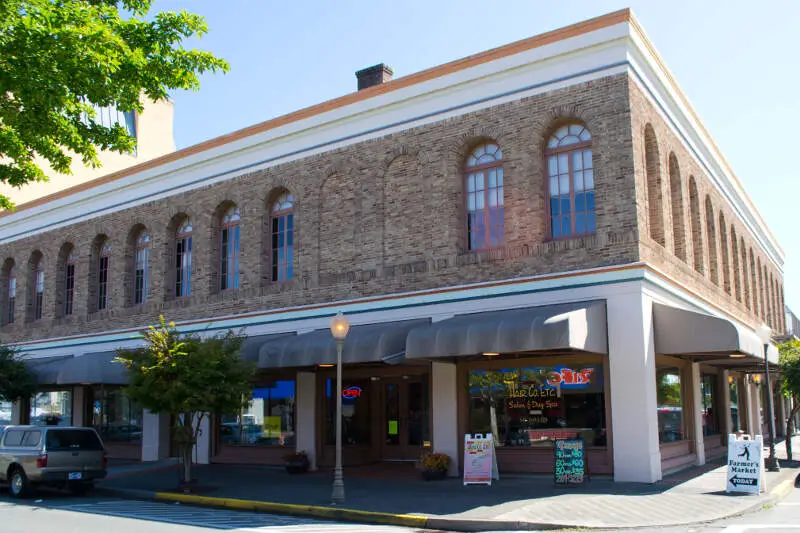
[99,437,800,531]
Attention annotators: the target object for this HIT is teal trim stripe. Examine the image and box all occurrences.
[20,273,645,353]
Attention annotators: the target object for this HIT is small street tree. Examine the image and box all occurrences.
[778,338,800,460]
[116,317,254,488]
[0,345,36,404]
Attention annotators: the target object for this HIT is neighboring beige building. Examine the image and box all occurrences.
[0,98,175,207]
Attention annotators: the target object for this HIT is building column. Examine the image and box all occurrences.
[721,370,732,436]
[689,362,706,465]
[606,290,661,482]
[742,379,753,434]
[193,415,211,464]
[749,381,762,437]
[141,410,170,461]
[296,371,317,470]
[432,361,459,477]
[11,400,22,424]
[72,386,85,426]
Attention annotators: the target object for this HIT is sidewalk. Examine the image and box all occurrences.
[99,437,800,531]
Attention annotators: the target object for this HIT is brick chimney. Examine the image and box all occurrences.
[355,64,393,91]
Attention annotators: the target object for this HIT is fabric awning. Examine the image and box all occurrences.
[56,351,128,385]
[652,303,765,359]
[258,319,431,368]
[404,300,608,360]
[28,355,74,385]
[239,333,296,363]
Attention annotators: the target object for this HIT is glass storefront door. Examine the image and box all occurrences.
[380,376,429,461]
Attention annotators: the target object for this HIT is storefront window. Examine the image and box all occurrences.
[92,388,143,443]
[0,400,12,427]
[220,381,295,446]
[325,378,371,445]
[30,391,72,426]
[730,377,741,433]
[467,365,606,448]
[657,367,684,443]
[700,374,719,436]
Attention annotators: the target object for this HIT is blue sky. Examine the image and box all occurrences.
[155,0,800,315]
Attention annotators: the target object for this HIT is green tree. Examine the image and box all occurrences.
[0,345,36,404]
[116,317,254,487]
[778,338,800,460]
[0,0,229,210]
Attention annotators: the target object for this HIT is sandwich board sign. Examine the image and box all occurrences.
[463,433,499,485]
[726,434,763,494]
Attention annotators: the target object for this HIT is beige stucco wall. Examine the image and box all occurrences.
[0,98,175,207]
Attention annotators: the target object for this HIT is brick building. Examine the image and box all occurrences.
[0,9,788,482]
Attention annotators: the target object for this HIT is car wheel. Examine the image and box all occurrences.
[70,481,94,496]
[9,468,30,498]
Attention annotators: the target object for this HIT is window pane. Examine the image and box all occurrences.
[475,192,485,210]
[574,170,584,192]
[552,217,561,237]
[547,156,558,177]
[467,193,475,211]
[475,172,484,191]
[549,177,559,196]
[496,168,503,186]
[497,186,504,206]
[561,216,571,236]
[657,368,684,443]
[325,378,370,445]
[584,168,594,189]
[560,198,571,215]
[575,192,585,212]
[559,175,569,194]
[572,152,583,171]
[583,149,593,169]
[550,197,559,216]
[576,213,586,234]
[31,391,72,426]
[587,212,596,233]
[558,154,568,173]
[587,191,595,211]
[488,169,496,188]
[220,381,296,447]
[92,389,143,444]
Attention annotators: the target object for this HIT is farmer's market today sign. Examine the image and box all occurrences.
[726,434,763,494]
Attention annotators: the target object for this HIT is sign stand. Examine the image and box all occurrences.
[726,433,763,494]
[553,438,587,486]
[463,433,499,486]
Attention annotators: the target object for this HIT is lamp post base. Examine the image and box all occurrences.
[331,466,345,504]
[765,455,781,472]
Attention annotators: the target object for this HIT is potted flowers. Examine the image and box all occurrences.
[283,451,310,474]
[417,452,451,481]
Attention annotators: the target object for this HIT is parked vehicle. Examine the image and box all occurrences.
[0,425,107,497]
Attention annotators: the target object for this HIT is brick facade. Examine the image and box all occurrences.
[0,71,785,343]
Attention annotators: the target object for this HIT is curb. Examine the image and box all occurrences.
[96,473,798,532]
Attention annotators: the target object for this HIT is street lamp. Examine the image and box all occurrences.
[329,311,350,504]
[756,323,780,472]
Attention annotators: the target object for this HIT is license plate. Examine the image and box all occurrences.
[68,472,82,480]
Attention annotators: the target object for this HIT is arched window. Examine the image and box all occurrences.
[750,250,758,317]
[719,213,731,295]
[134,230,150,305]
[545,124,594,238]
[6,265,16,325]
[705,197,718,285]
[668,154,686,261]
[65,250,76,316]
[757,258,764,321]
[270,193,294,282]
[644,125,665,246]
[175,218,192,297]
[220,206,241,290]
[32,258,44,321]
[741,238,750,310]
[465,142,504,248]
[689,177,703,273]
[730,227,741,303]
[97,242,111,310]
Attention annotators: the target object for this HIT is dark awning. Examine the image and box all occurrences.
[239,333,297,363]
[258,319,431,368]
[652,303,773,362]
[56,351,128,385]
[404,300,607,360]
[28,355,74,385]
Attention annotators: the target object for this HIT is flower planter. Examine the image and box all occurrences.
[284,453,310,474]
[421,469,447,481]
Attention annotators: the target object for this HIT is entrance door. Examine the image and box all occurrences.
[380,376,429,461]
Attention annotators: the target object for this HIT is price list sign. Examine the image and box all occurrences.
[554,438,585,485]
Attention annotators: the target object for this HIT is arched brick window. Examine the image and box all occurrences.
[749,249,758,317]
[65,249,76,316]
[668,153,686,261]
[741,237,750,310]
[730,227,741,302]
[134,230,150,305]
[97,242,111,311]
[719,213,731,295]
[29,252,44,322]
[644,124,665,246]
[465,142,504,248]
[689,177,704,273]
[270,193,294,282]
[2,259,16,325]
[756,257,764,322]
[219,205,241,290]
[545,124,594,238]
[705,197,718,285]
[175,218,193,297]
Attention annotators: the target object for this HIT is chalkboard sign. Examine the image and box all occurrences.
[554,438,585,484]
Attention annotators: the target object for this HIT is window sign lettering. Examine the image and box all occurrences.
[342,386,362,399]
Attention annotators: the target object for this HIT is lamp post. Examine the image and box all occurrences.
[756,324,780,472]
[330,311,350,504]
